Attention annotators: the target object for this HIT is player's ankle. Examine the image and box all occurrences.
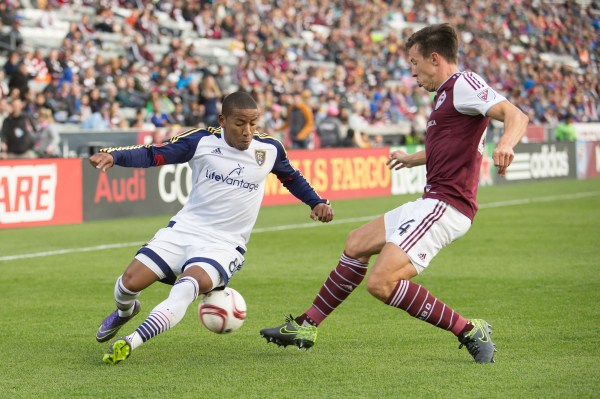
[295,314,318,327]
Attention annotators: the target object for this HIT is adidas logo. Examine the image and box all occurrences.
[211,148,223,155]
[418,253,427,261]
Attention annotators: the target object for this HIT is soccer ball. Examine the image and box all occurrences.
[198,287,247,334]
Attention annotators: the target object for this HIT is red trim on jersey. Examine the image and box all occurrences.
[463,72,483,90]
[154,154,166,166]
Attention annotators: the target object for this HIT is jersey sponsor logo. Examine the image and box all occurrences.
[0,164,57,223]
[426,120,436,133]
[435,91,446,110]
[255,150,266,166]
[205,165,259,192]
[231,164,244,176]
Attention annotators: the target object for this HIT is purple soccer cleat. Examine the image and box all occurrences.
[96,300,141,343]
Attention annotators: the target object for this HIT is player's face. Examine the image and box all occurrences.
[219,108,260,151]
[408,45,438,92]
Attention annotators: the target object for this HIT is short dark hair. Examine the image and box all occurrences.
[406,23,458,64]
[221,91,258,116]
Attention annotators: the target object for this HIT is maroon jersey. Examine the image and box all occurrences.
[422,72,506,220]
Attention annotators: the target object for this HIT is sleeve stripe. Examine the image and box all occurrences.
[463,72,483,91]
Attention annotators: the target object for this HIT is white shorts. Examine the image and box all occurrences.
[134,222,246,289]
[384,198,471,274]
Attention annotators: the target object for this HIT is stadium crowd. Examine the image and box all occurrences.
[0,0,599,157]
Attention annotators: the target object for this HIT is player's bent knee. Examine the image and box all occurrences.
[181,265,216,294]
[120,260,159,291]
[344,228,368,259]
[366,273,393,302]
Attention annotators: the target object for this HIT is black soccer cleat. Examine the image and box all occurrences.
[260,315,317,350]
[458,319,497,363]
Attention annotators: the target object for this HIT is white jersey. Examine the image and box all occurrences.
[102,127,326,250]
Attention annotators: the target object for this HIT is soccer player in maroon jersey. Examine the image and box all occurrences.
[260,23,529,363]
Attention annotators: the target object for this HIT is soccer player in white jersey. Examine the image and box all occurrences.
[260,24,529,363]
[90,91,333,364]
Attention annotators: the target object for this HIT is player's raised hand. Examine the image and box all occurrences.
[311,202,334,223]
[89,152,114,172]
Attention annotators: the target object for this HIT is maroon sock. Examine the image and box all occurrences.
[385,280,471,336]
[297,252,368,326]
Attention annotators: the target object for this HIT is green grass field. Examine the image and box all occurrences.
[1,179,599,398]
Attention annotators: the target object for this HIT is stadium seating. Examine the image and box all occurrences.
[0,1,598,150]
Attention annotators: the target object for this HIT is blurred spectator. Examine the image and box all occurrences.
[171,100,187,126]
[348,103,369,145]
[35,108,61,157]
[0,0,596,152]
[108,102,129,129]
[78,93,93,123]
[115,76,145,109]
[37,3,58,30]
[554,114,577,142]
[8,63,32,99]
[263,103,286,142]
[0,97,9,128]
[150,100,171,128]
[3,51,20,77]
[94,6,120,34]
[0,70,8,99]
[127,33,155,64]
[282,90,314,149]
[65,83,83,122]
[355,132,373,149]
[341,128,357,148]
[43,49,63,81]
[317,106,343,148]
[150,128,166,144]
[1,98,37,159]
[198,74,222,127]
[0,15,23,53]
[28,92,50,120]
[81,104,110,130]
[185,102,204,128]
[130,108,154,130]
[371,134,385,147]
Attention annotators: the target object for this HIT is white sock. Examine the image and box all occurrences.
[128,276,199,351]
[114,276,139,317]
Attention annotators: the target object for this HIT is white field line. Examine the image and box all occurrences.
[1,191,598,262]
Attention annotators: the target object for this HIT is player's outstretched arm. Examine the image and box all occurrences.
[387,149,426,170]
[310,202,334,223]
[486,100,529,176]
[89,152,114,172]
